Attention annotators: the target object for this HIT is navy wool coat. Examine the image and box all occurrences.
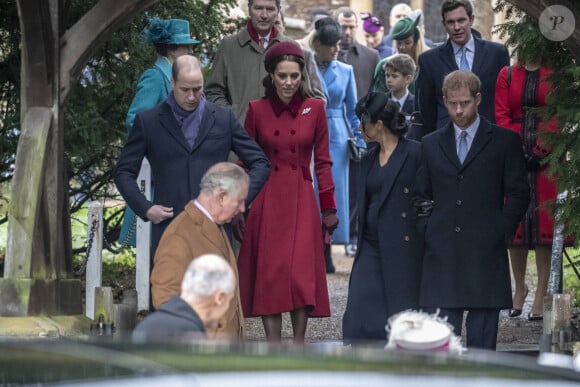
[414,119,529,309]
[114,101,270,252]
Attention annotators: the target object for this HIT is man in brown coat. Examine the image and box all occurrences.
[151,162,249,339]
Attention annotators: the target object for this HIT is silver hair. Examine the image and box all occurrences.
[181,254,235,298]
[199,162,249,197]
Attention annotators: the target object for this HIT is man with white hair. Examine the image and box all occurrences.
[133,254,236,341]
[150,162,249,339]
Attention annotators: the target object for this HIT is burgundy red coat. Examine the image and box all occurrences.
[495,64,558,245]
[238,96,336,317]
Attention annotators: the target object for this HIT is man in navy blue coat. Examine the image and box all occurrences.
[114,56,270,255]
[414,0,509,139]
[414,71,529,350]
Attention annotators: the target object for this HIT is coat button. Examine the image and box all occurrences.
[404,235,410,241]
[273,149,279,154]
[458,174,463,180]
[274,165,279,171]
[454,226,461,232]
[456,199,462,205]
[291,130,296,135]
[401,212,407,218]
[291,164,297,170]
[403,187,409,194]
[290,146,296,153]
[274,130,280,136]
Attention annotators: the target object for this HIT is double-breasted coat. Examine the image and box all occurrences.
[414,120,529,309]
[151,202,244,338]
[318,60,361,244]
[238,96,335,318]
[415,37,509,136]
[343,139,424,341]
[114,100,270,253]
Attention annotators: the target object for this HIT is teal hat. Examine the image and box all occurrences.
[144,18,200,45]
[391,15,421,41]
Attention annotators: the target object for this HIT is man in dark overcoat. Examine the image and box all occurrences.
[413,0,509,139]
[414,70,529,350]
[114,56,270,255]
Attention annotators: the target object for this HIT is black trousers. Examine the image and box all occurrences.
[424,307,500,350]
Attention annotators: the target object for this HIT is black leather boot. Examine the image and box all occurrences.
[325,243,335,273]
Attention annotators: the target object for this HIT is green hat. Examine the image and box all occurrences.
[392,15,421,41]
[144,18,200,46]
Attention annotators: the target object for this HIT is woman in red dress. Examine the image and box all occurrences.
[495,35,563,321]
[237,42,338,343]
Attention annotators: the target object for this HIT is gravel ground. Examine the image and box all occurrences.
[245,245,544,349]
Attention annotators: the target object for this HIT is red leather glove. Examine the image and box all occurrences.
[231,212,246,242]
[321,209,339,235]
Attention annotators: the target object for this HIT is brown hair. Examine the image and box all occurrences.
[442,70,481,98]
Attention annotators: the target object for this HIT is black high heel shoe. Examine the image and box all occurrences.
[509,286,529,318]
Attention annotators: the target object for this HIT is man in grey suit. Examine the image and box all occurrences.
[414,0,509,139]
[414,71,529,350]
[334,6,380,257]
[114,56,270,255]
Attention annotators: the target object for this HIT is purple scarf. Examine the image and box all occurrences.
[166,91,207,148]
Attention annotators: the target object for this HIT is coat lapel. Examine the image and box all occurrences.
[191,104,216,153]
[439,41,458,72]
[159,104,192,152]
[377,139,408,208]
[323,61,338,88]
[438,124,462,169]
[462,119,492,167]
[470,37,485,75]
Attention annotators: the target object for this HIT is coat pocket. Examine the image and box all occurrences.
[301,166,313,181]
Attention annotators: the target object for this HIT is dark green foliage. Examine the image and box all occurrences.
[0,0,237,254]
[494,1,580,244]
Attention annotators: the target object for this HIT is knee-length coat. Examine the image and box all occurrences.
[238,96,336,317]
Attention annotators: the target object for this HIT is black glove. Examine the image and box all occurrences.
[414,199,434,217]
[231,212,246,242]
[523,149,543,171]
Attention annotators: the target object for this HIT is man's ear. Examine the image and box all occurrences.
[213,290,226,305]
[170,77,175,89]
[404,74,413,86]
[475,92,482,107]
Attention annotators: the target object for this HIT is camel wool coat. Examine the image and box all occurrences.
[151,201,244,339]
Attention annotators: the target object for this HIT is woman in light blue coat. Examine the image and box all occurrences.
[119,18,198,246]
[312,17,363,272]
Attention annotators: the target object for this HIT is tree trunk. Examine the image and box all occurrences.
[1,0,159,317]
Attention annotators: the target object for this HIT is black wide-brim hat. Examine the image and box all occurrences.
[315,17,343,46]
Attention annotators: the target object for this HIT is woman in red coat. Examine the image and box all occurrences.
[495,38,560,321]
[237,42,338,343]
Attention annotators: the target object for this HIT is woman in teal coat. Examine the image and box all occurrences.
[119,18,198,246]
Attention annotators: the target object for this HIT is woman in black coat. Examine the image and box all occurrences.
[342,92,423,344]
